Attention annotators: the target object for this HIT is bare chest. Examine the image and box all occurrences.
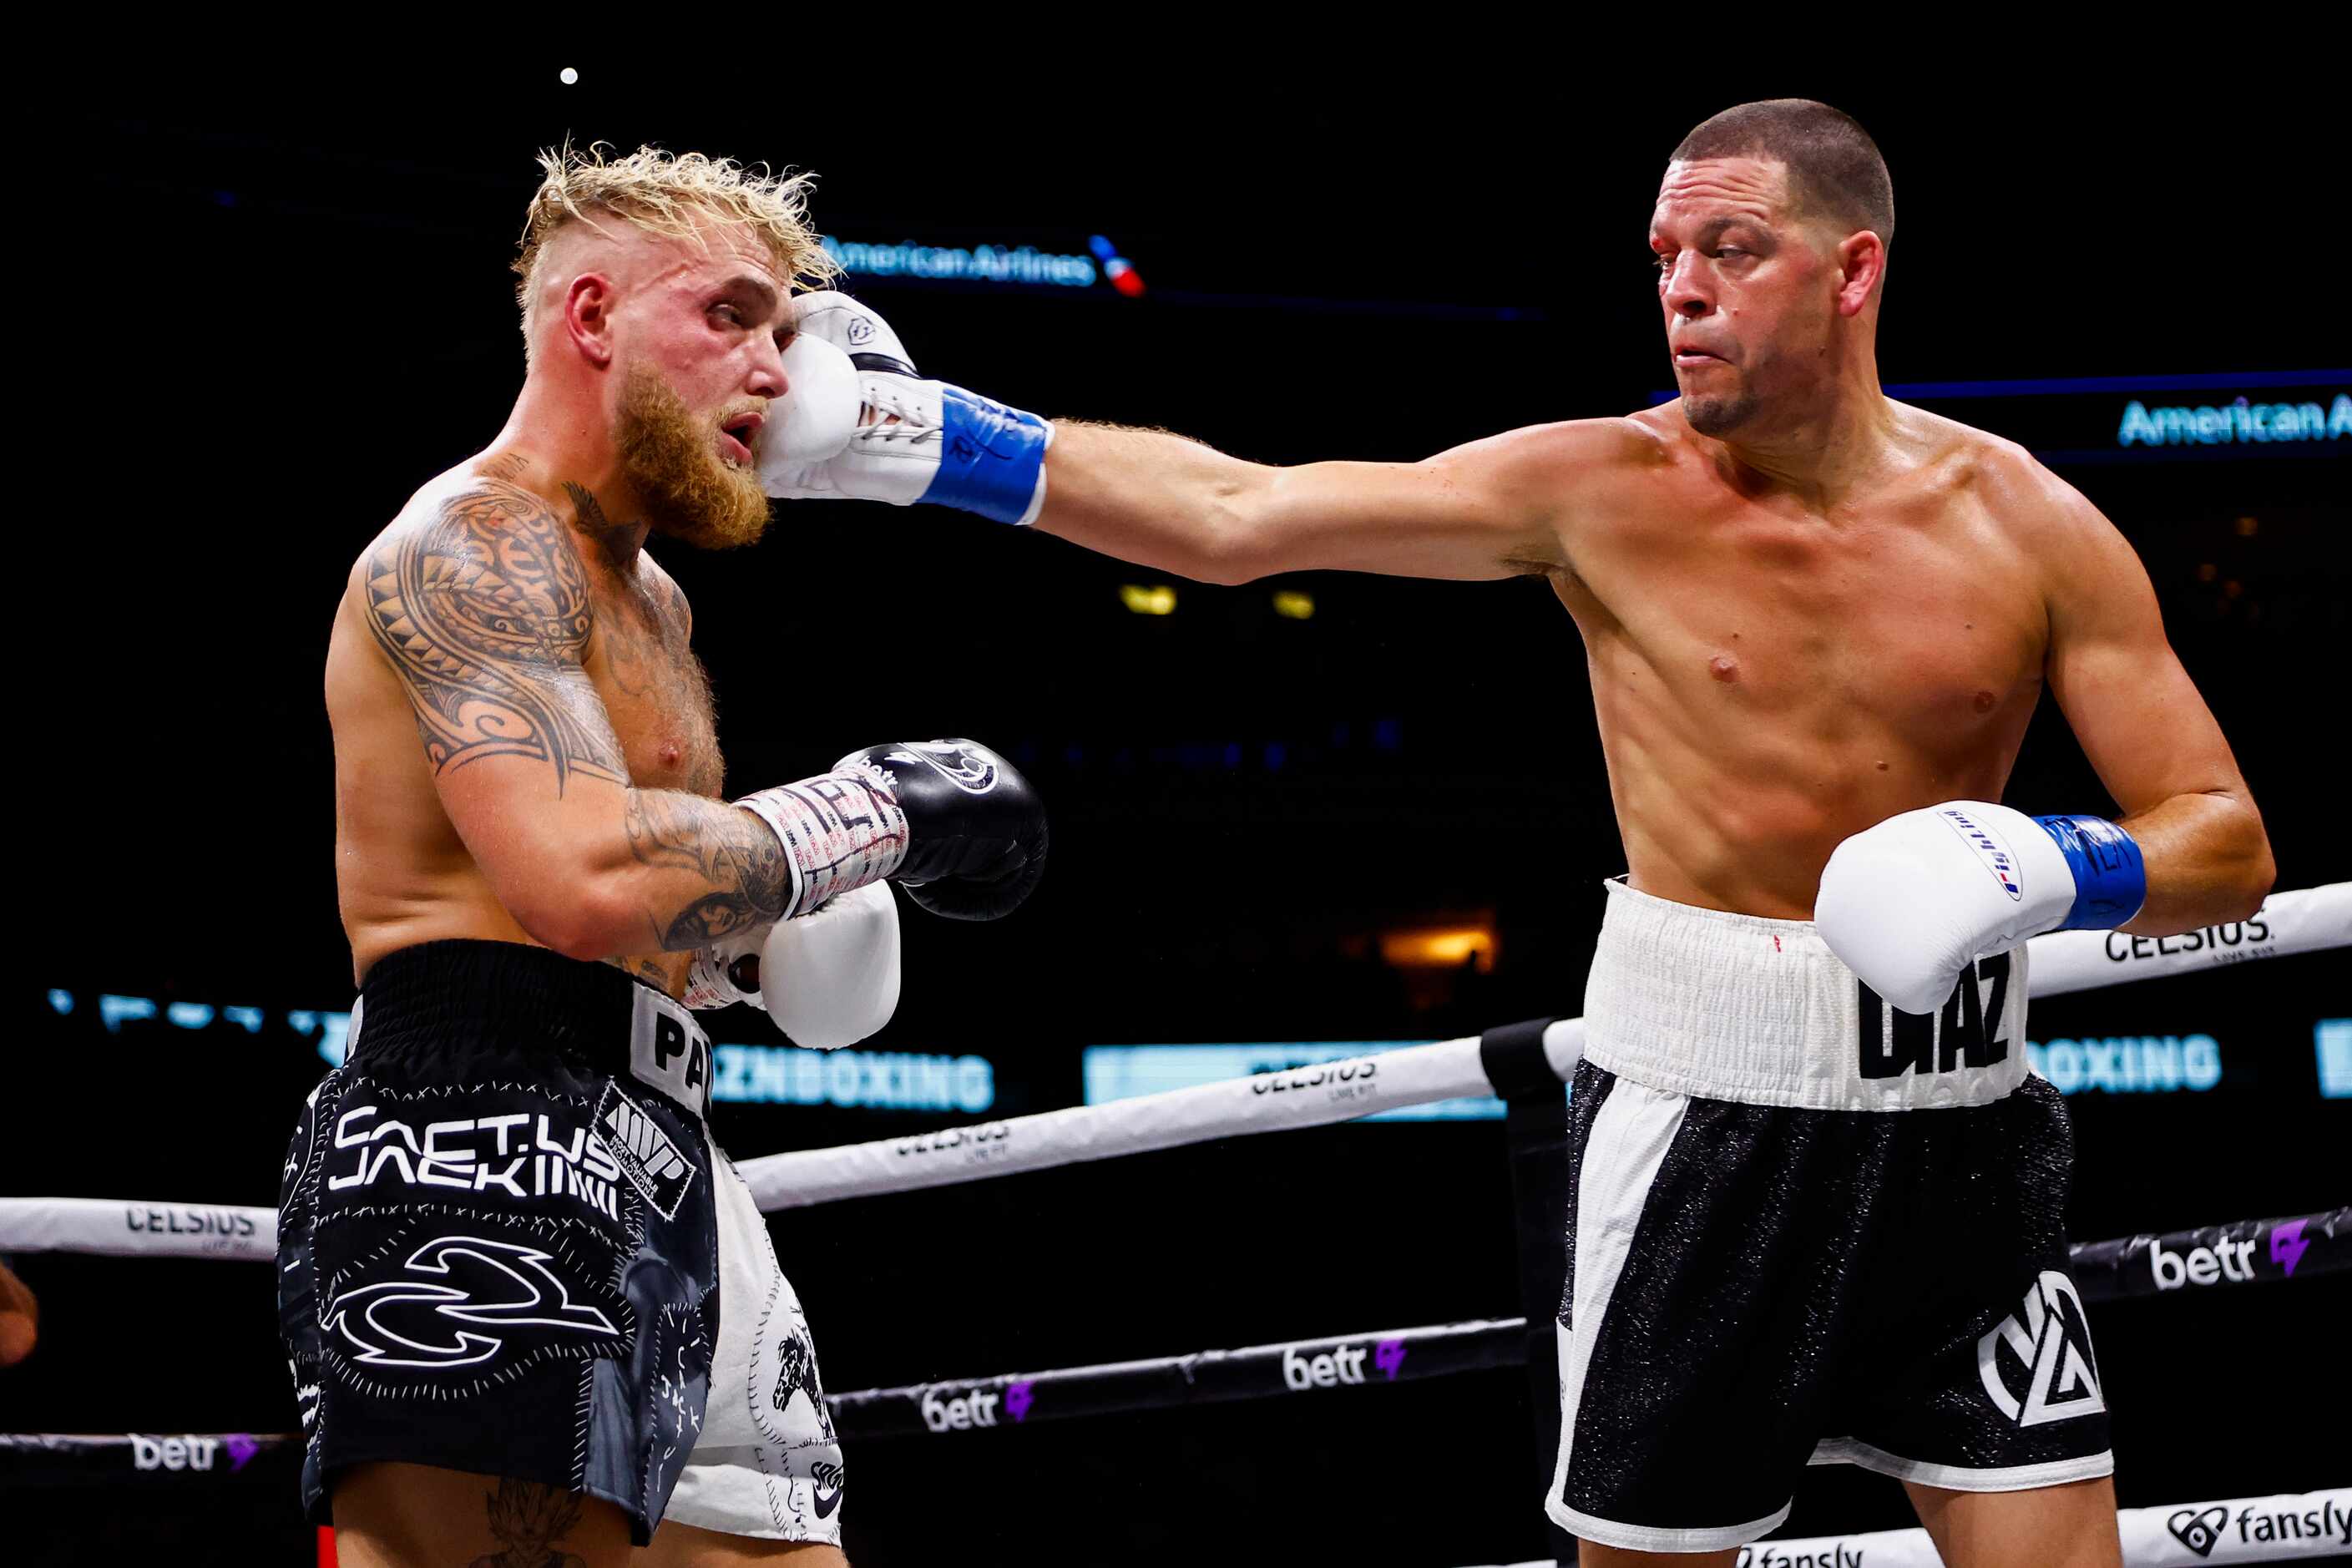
[585,579,722,798]
[1570,484,2047,741]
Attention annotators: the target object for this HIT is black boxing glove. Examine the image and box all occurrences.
[735,739,1046,923]
[836,740,1046,920]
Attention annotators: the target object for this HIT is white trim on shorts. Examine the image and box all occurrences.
[1810,1436,2116,1491]
[1552,1497,1795,1555]
[1582,878,2031,1111]
[1543,1077,1702,1547]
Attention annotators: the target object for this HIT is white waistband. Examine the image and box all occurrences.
[1581,879,2031,1111]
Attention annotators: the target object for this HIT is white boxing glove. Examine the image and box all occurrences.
[1815,801,2146,1014]
[757,880,902,1049]
[766,331,865,465]
[681,882,902,1049]
[757,291,1052,526]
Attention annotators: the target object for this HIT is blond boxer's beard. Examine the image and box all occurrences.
[616,364,771,550]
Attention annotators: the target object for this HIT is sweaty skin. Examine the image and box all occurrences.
[1012,144,2263,1568]
[329,218,803,997]
[321,200,852,1568]
[1029,157,2271,930]
[327,458,724,993]
[1540,403,2057,918]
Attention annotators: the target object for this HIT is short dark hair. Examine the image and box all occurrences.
[1672,99,1894,242]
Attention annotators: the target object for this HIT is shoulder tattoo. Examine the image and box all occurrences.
[362,480,627,790]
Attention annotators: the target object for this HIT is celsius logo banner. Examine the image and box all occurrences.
[1083,1043,1501,1122]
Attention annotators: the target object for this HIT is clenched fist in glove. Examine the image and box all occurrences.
[1815,802,2146,1014]
[760,292,1052,526]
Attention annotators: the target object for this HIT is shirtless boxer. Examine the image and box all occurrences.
[756,101,2274,1566]
[282,145,1047,1567]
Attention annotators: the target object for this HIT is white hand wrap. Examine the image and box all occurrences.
[1815,801,2079,1014]
[734,766,908,921]
[683,925,765,1011]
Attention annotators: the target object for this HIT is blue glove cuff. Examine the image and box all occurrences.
[918,383,1050,525]
[2033,814,2147,931]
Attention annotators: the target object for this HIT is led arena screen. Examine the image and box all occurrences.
[1651,370,2349,467]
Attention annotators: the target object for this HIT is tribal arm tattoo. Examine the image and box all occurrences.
[625,789,793,949]
[362,480,628,790]
[366,478,800,958]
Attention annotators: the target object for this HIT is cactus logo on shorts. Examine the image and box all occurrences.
[324,1235,620,1370]
[1975,1270,2103,1427]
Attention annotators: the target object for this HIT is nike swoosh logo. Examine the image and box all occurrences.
[812,1483,842,1520]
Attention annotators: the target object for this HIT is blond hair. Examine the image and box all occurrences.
[513,141,839,345]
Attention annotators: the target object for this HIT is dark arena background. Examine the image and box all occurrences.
[7,55,2345,1568]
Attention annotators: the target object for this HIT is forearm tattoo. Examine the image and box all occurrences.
[625,791,793,949]
[362,480,627,791]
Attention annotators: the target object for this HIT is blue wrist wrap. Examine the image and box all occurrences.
[918,383,1050,524]
[2033,814,2147,930]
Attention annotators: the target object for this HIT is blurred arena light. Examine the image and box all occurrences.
[1378,923,1498,974]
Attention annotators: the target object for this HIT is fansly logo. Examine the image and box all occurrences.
[1737,1542,1867,1568]
[2169,1505,2228,1558]
[1975,1271,2103,1428]
[2167,1498,2352,1558]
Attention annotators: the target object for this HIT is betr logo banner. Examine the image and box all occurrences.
[2147,1220,2313,1292]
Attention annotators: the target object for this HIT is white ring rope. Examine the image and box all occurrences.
[1470,1486,2352,1566]
[3,883,2342,1259]
[0,1432,2338,1567]
[745,879,2346,1209]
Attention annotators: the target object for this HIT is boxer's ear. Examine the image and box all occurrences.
[1833,230,1886,318]
[565,273,618,366]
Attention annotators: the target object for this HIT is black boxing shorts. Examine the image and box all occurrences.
[276,939,721,1544]
[1548,881,2112,1553]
